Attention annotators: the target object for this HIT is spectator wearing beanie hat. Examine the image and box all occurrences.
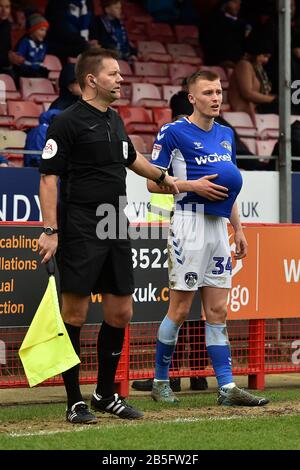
[14,13,49,79]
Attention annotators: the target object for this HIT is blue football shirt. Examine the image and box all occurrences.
[150,117,243,218]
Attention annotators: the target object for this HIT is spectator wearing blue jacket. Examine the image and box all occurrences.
[15,13,49,79]
[24,109,61,167]
[89,0,137,62]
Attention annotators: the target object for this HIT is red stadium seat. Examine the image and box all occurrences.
[138,41,172,62]
[118,60,140,83]
[133,62,170,85]
[0,129,26,166]
[7,100,42,130]
[119,107,157,133]
[0,73,21,100]
[131,83,167,107]
[240,138,257,155]
[43,54,62,82]
[0,102,14,126]
[136,133,156,153]
[153,108,172,129]
[129,134,146,153]
[146,23,175,43]
[162,85,182,103]
[222,111,257,137]
[174,25,199,45]
[169,63,197,85]
[20,77,58,103]
[256,139,278,156]
[255,114,279,139]
[166,43,202,65]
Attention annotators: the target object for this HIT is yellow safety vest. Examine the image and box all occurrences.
[147,193,174,222]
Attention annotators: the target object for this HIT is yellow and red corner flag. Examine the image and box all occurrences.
[19,258,80,387]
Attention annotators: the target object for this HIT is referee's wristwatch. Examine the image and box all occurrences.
[43,226,59,236]
[154,168,166,185]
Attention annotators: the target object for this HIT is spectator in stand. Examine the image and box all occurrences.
[50,63,81,111]
[24,64,81,167]
[0,0,24,75]
[228,33,277,124]
[14,13,49,79]
[45,0,92,61]
[201,0,249,67]
[24,109,61,167]
[89,0,137,62]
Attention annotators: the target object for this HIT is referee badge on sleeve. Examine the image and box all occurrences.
[122,141,128,159]
[42,139,58,159]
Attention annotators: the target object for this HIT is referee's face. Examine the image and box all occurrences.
[188,79,222,119]
[95,57,123,102]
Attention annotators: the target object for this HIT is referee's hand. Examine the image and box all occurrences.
[191,174,228,201]
[38,233,58,264]
[159,174,179,194]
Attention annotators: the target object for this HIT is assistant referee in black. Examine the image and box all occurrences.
[38,47,178,424]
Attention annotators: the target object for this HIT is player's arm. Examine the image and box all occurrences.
[147,174,228,201]
[38,175,59,264]
[129,151,178,193]
[229,202,248,259]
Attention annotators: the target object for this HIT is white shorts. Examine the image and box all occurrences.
[168,211,232,291]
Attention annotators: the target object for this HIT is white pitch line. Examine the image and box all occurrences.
[6,413,293,438]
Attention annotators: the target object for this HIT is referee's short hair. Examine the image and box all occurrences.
[187,70,220,91]
[75,47,118,89]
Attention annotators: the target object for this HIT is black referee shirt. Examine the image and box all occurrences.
[39,98,137,208]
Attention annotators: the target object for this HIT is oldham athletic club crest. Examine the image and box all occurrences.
[185,272,198,288]
[220,141,232,152]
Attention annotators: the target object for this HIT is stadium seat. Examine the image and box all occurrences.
[43,54,62,82]
[7,100,42,130]
[256,139,278,156]
[0,102,14,126]
[133,62,170,85]
[131,83,167,107]
[222,111,257,137]
[200,66,229,88]
[255,114,279,139]
[174,25,199,45]
[146,23,175,43]
[118,60,140,83]
[169,63,197,85]
[126,20,147,42]
[0,129,26,166]
[0,73,21,100]
[153,108,172,129]
[129,134,146,153]
[138,41,172,62]
[119,107,157,133]
[240,138,257,155]
[162,85,182,103]
[20,77,58,103]
[166,43,202,65]
[136,133,156,153]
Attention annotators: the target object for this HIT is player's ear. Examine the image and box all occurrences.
[188,93,196,104]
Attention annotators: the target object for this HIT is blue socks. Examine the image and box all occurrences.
[205,321,233,388]
[155,316,181,380]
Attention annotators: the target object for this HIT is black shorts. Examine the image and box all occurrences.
[56,204,134,296]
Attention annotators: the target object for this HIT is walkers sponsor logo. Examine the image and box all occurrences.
[42,139,58,159]
[184,272,198,288]
[195,153,232,165]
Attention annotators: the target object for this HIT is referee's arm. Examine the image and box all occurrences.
[129,151,179,193]
[38,174,59,264]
